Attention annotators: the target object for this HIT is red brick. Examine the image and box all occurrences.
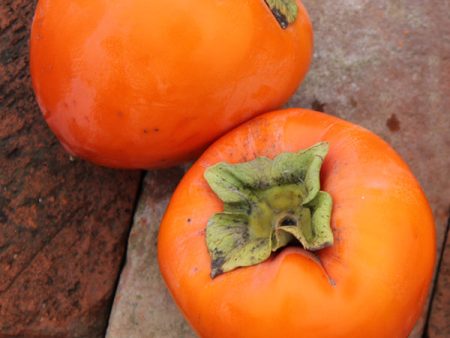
[0,1,141,336]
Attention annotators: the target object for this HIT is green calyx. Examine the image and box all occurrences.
[264,0,298,29]
[204,142,333,278]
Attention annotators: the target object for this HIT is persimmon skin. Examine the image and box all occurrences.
[158,109,436,338]
[30,0,313,168]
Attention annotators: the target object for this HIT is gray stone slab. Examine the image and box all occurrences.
[106,169,196,338]
[286,1,450,336]
[428,219,450,338]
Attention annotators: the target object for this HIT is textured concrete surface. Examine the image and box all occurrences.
[106,169,195,338]
[1,0,141,336]
[290,0,450,249]
[107,0,449,337]
[428,218,450,338]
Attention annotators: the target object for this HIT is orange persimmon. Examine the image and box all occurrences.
[30,0,313,168]
[158,108,436,337]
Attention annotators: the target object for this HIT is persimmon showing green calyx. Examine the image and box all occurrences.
[30,0,312,168]
[158,109,436,338]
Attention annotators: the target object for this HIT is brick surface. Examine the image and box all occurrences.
[107,0,449,337]
[0,1,141,336]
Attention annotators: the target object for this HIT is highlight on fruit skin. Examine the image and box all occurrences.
[157,108,436,338]
[30,0,313,168]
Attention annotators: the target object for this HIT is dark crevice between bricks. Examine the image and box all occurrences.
[103,169,147,336]
[422,213,450,338]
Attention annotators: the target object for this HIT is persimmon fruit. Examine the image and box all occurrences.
[30,0,313,168]
[158,108,436,338]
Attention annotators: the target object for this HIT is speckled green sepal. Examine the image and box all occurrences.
[204,142,333,278]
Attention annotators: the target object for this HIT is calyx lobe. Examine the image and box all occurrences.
[264,0,298,29]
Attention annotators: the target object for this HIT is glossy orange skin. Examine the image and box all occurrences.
[30,0,313,168]
[158,109,436,337]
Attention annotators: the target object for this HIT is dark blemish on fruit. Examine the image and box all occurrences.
[386,114,401,132]
[311,99,326,112]
[153,128,160,132]
[143,129,148,134]
[211,256,225,278]
[187,218,191,223]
